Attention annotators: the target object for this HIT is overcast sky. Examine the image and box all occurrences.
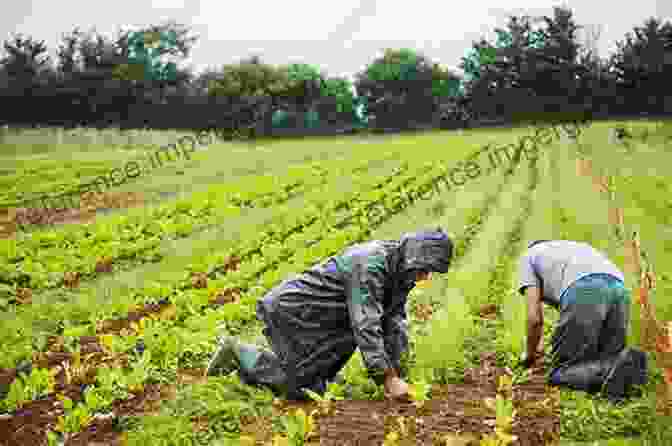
[3,0,671,80]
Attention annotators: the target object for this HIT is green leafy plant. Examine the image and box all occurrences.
[273,408,316,446]
[383,415,414,446]
[411,294,474,384]
[54,394,94,437]
[408,378,431,409]
[0,367,56,412]
[482,394,518,445]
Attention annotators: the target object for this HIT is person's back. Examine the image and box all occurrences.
[260,239,404,313]
[519,240,624,309]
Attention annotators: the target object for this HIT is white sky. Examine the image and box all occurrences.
[3,0,671,80]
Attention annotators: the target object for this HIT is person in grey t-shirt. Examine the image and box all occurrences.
[517,240,647,401]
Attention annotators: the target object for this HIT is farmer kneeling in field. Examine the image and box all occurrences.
[518,240,648,401]
[205,228,454,400]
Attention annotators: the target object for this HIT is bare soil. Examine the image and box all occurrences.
[478,303,500,320]
[0,191,145,239]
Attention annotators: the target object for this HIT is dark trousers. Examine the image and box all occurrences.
[236,298,356,399]
[549,273,631,393]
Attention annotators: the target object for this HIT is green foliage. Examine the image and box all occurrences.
[410,295,474,384]
[124,374,274,444]
[461,43,497,82]
[0,367,55,412]
[208,57,287,98]
[321,77,357,115]
[111,22,195,83]
[355,48,461,125]
[408,378,431,408]
[364,48,421,82]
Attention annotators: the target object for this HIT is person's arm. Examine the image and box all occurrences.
[346,254,409,399]
[525,285,544,365]
[517,253,544,365]
[345,254,395,383]
[382,299,409,376]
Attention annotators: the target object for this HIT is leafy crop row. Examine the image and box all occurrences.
[0,154,399,295]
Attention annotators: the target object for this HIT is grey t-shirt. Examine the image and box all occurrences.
[517,240,624,308]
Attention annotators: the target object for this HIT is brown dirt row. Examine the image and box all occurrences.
[0,191,145,240]
[247,352,559,446]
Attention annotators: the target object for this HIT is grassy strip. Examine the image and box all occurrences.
[407,160,524,385]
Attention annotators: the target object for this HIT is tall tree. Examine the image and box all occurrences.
[610,17,672,113]
[275,63,324,128]
[460,7,589,121]
[355,48,442,128]
[0,34,52,80]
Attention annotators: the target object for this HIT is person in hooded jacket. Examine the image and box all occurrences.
[205,228,454,400]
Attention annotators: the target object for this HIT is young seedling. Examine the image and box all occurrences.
[53,395,94,441]
[383,431,401,446]
[496,375,513,398]
[408,379,431,410]
[482,374,518,446]
[272,408,317,446]
[383,416,413,446]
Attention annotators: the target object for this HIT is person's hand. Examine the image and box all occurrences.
[384,375,409,400]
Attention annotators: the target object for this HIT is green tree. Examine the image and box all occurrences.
[113,21,196,85]
[355,48,454,128]
[208,56,287,98]
[460,8,593,121]
[321,76,357,115]
[609,17,672,113]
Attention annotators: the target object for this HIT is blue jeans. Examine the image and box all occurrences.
[559,273,627,309]
[550,273,631,389]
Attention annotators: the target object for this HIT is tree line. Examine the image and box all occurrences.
[1,6,671,136]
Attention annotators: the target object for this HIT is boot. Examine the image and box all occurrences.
[602,348,648,402]
[550,357,616,394]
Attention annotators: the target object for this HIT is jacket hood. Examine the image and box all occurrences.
[398,228,454,276]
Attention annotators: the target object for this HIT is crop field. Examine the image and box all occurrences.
[1,120,672,445]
